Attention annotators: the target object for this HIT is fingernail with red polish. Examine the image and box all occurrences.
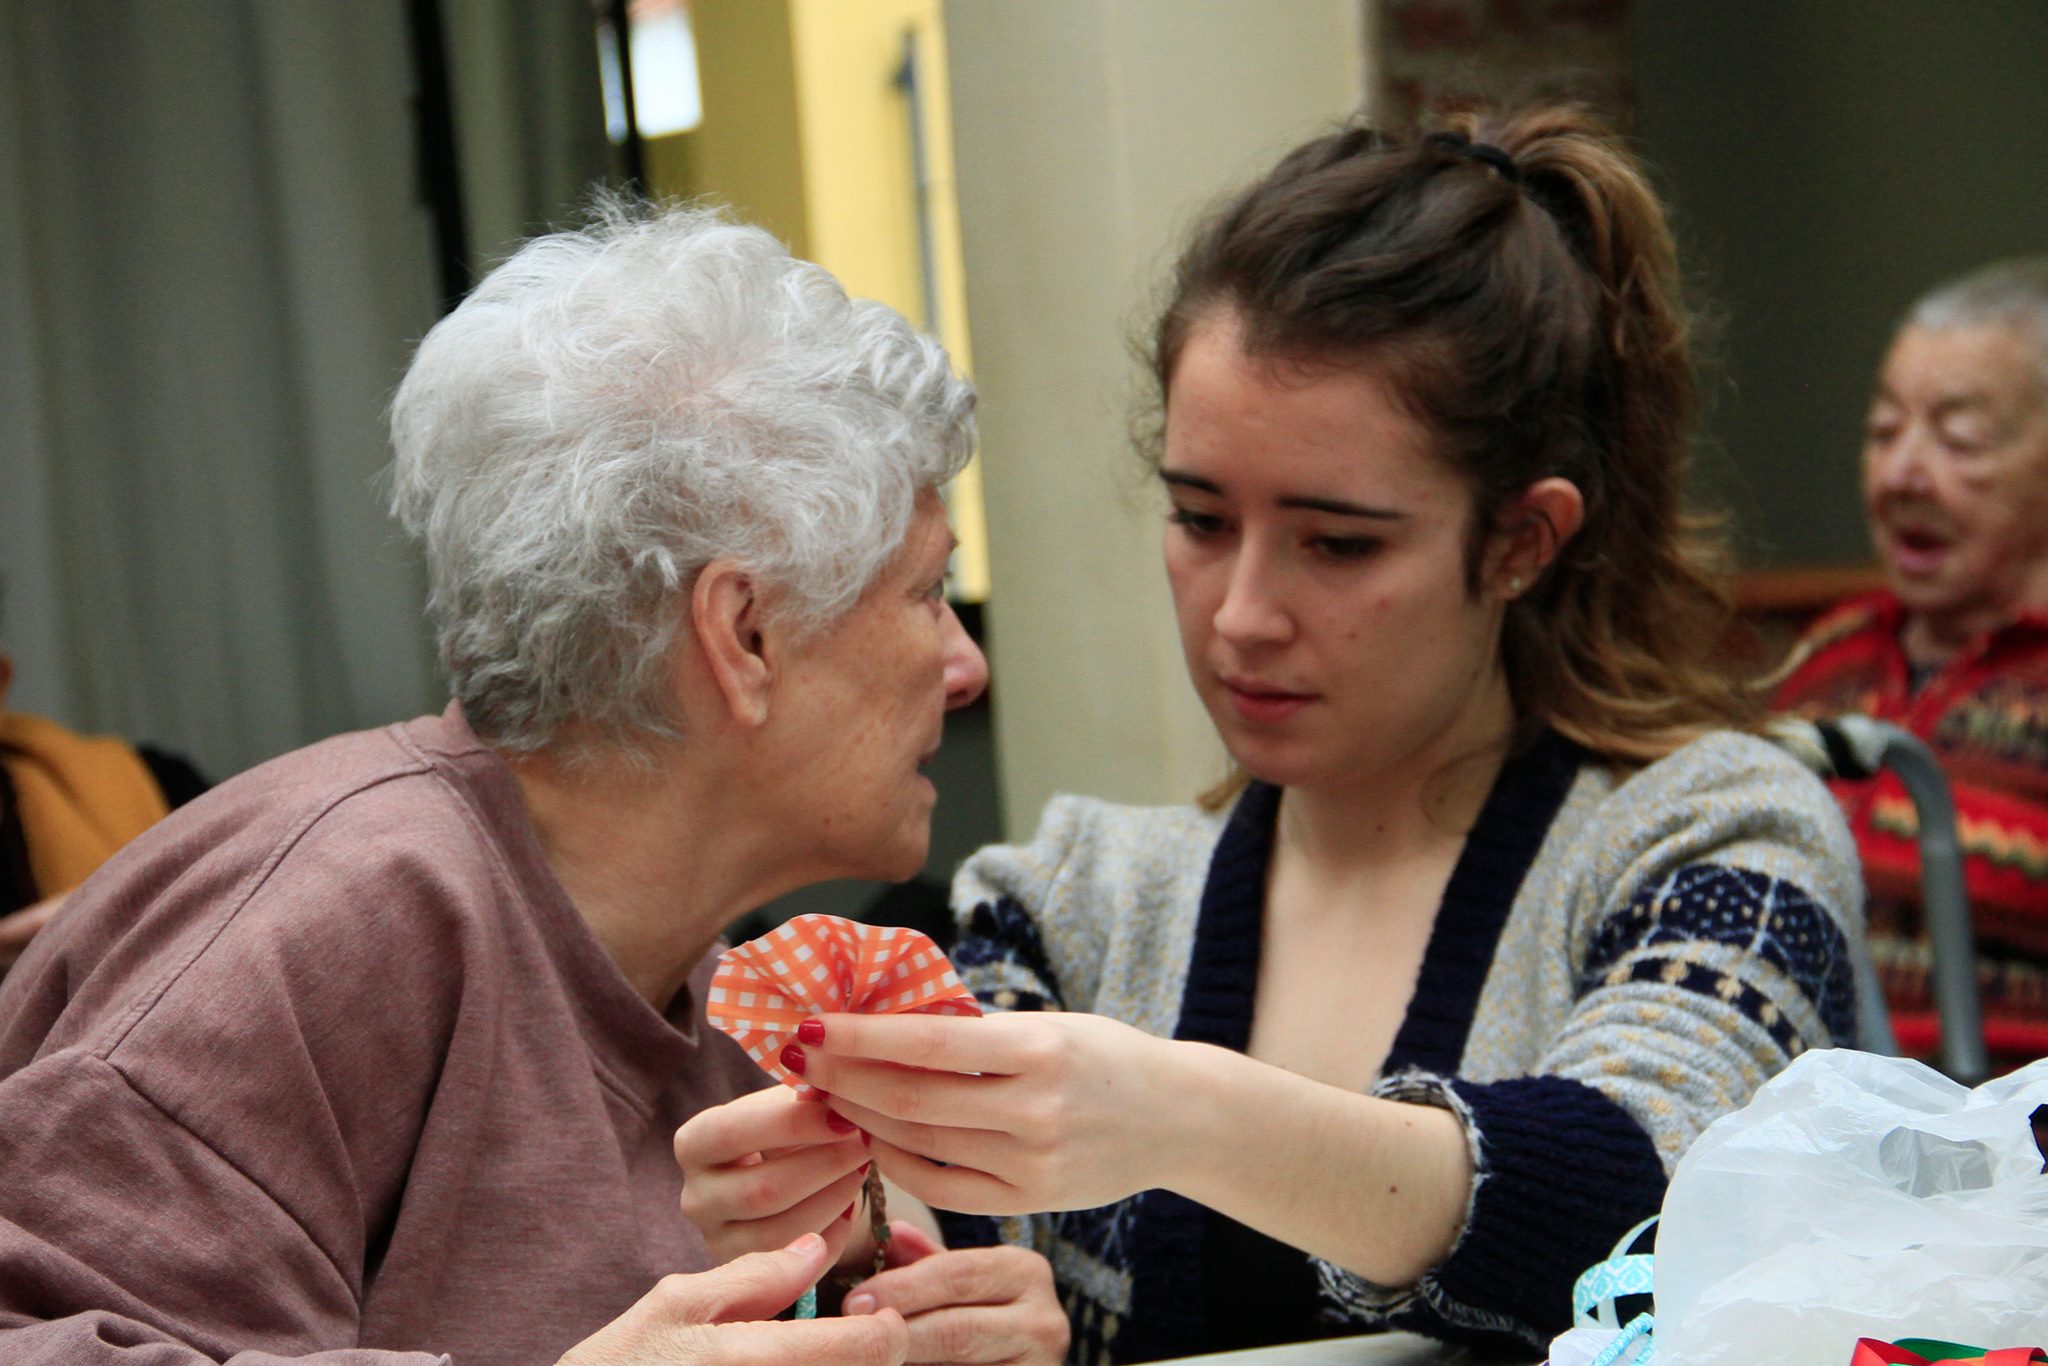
[859,1129,872,1148]
[797,1018,826,1046]
[780,1043,807,1075]
[839,1202,855,1222]
[860,1161,872,1176]
[825,1111,857,1134]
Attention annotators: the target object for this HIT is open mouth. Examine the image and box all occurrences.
[1885,524,1953,576]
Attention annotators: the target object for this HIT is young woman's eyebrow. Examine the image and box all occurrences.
[1278,494,1404,520]
[1159,469,1220,494]
[1161,469,1402,520]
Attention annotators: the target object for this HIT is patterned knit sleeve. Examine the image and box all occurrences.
[1318,734,1864,1350]
[931,799,1095,1257]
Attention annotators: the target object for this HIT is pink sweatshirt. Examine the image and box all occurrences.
[0,707,767,1363]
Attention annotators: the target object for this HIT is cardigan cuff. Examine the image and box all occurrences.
[1316,1070,1667,1349]
[1438,1072,1666,1343]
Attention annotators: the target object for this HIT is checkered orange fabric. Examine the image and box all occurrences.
[706,914,981,1086]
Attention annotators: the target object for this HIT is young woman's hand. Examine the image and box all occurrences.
[777,1011,1473,1296]
[779,1011,1191,1216]
[842,1221,1069,1366]
[674,1084,874,1265]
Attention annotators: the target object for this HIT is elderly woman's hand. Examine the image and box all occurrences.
[555,1233,907,1366]
[675,1085,875,1265]
[842,1221,1069,1366]
[783,1011,1193,1217]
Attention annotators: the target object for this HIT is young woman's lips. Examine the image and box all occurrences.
[1223,680,1316,725]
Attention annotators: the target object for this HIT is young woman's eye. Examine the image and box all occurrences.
[1312,535,1380,562]
[1167,507,1228,538]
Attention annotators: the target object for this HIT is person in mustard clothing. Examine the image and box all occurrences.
[0,589,207,966]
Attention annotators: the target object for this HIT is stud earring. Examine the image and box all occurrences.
[1506,577,1524,596]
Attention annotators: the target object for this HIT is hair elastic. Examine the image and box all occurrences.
[1426,131,1523,185]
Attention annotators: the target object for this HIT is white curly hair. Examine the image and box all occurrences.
[1906,254,2048,389]
[388,199,975,755]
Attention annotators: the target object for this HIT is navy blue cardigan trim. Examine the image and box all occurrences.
[1389,731,1583,1076]
[1116,733,1584,1364]
[1426,1075,1668,1346]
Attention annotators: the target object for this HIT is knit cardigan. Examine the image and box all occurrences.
[935,730,1863,1363]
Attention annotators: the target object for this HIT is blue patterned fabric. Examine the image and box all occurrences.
[953,896,1062,1012]
[1582,863,1858,1047]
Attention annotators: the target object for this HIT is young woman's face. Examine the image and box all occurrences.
[1160,313,1515,794]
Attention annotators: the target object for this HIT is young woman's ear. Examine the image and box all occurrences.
[1489,477,1585,599]
[690,561,774,727]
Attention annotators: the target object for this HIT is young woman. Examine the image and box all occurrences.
[674,106,1862,1362]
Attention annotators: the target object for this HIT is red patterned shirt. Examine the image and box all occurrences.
[1772,591,2048,1068]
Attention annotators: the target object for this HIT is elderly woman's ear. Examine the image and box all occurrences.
[688,560,775,728]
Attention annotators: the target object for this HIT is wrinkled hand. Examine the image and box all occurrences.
[0,894,64,970]
[842,1222,1067,1366]
[786,1011,1185,1217]
[555,1233,907,1366]
[676,1084,874,1264]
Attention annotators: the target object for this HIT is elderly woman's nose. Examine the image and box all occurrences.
[1872,429,1935,494]
[942,606,989,710]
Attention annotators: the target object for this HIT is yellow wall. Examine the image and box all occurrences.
[659,0,809,260]
[642,0,989,599]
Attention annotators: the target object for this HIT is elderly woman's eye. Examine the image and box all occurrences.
[1936,420,1997,455]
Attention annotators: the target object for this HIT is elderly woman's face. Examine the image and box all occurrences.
[1862,323,2048,650]
[774,490,987,882]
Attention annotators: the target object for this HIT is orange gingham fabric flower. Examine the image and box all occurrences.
[706,914,981,1086]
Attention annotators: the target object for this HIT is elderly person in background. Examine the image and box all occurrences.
[0,203,1062,1365]
[1774,256,2048,1071]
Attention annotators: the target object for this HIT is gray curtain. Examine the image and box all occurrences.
[0,0,612,782]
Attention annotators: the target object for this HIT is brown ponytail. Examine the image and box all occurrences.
[1152,103,1761,776]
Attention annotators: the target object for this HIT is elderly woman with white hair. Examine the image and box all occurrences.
[0,204,1062,1366]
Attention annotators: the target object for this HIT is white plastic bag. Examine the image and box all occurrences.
[1655,1049,2048,1366]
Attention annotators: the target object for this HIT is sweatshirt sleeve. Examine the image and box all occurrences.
[0,1052,445,1364]
[1317,736,1864,1350]
[0,769,481,1362]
